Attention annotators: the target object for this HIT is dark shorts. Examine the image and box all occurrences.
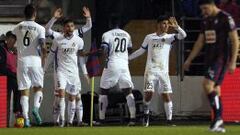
[204,61,228,86]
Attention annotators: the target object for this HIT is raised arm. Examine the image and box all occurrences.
[168,17,187,40]
[81,6,92,33]
[45,8,63,36]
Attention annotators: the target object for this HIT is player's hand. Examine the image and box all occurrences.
[228,61,236,74]
[53,8,63,19]
[183,60,191,71]
[83,6,91,18]
[84,74,90,84]
[169,17,179,29]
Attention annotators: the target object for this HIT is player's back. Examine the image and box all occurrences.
[13,20,45,67]
[102,28,132,69]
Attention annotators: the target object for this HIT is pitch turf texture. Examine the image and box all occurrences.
[1,125,240,135]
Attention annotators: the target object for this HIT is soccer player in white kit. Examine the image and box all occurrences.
[129,16,186,127]
[44,7,91,126]
[98,15,136,126]
[12,4,47,127]
[44,18,88,127]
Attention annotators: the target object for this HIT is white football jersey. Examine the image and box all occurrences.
[142,33,176,73]
[101,28,132,69]
[13,20,45,67]
[51,34,84,75]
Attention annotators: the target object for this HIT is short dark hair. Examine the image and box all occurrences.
[198,0,215,6]
[5,31,16,40]
[157,16,169,23]
[24,4,36,19]
[109,14,121,28]
[63,18,74,26]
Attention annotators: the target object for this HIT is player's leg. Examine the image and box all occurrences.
[159,73,173,124]
[53,91,60,125]
[119,69,136,126]
[30,67,44,125]
[204,63,227,132]
[98,69,118,124]
[56,73,67,127]
[67,93,76,126]
[98,88,109,123]
[142,73,155,127]
[17,67,31,127]
[53,73,60,125]
[58,89,65,127]
[11,77,22,120]
[76,93,84,126]
[203,79,224,131]
[76,93,88,126]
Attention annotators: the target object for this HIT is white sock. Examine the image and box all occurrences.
[126,93,136,119]
[76,99,83,123]
[143,101,151,115]
[68,100,76,124]
[53,96,60,123]
[59,98,65,122]
[164,101,173,121]
[34,91,43,109]
[99,95,108,120]
[20,96,29,119]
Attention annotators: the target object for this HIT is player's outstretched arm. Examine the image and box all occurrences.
[228,30,239,74]
[129,47,146,61]
[183,34,205,71]
[45,8,63,36]
[169,17,187,40]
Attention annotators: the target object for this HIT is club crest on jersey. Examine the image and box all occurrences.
[161,38,165,42]
[214,19,218,24]
[72,43,76,47]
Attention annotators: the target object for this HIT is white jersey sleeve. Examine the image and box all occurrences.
[128,35,133,48]
[39,26,46,40]
[78,38,84,51]
[101,32,110,48]
[141,35,150,50]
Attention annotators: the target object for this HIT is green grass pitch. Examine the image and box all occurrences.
[0,125,240,135]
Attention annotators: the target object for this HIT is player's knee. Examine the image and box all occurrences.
[21,90,29,96]
[122,88,132,97]
[32,86,42,92]
[202,80,214,93]
[68,95,76,102]
[162,93,171,102]
[58,89,65,98]
[76,94,81,101]
[144,91,153,102]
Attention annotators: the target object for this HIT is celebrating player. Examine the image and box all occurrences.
[12,4,47,127]
[129,16,186,127]
[184,0,239,133]
[44,18,89,127]
[44,7,91,126]
[98,15,136,126]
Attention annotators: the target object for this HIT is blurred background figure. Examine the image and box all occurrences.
[0,31,22,127]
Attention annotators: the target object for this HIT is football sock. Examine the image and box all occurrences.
[126,93,136,119]
[99,95,108,120]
